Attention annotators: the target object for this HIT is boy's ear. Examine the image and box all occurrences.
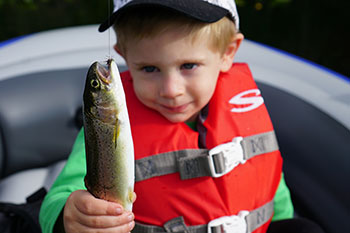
[220,33,244,72]
[113,44,123,57]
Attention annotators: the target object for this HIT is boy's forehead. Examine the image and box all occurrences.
[124,30,221,63]
[99,0,240,32]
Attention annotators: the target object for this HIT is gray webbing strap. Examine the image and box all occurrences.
[132,200,274,233]
[135,131,278,181]
[134,216,207,233]
[135,149,209,181]
[246,200,274,232]
[241,131,279,160]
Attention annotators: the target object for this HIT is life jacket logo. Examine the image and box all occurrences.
[229,89,264,113]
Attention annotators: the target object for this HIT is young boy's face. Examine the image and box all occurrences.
[119,28,235,123]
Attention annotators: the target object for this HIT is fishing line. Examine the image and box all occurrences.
[108,0,111,59]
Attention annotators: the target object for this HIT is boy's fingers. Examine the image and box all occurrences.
[75,220,135,233]
[78,211,134,229]
[75,190,124,216]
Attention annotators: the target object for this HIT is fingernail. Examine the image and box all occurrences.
[116,207,122,214]
[128,213,134,221]
[129,221,135,228]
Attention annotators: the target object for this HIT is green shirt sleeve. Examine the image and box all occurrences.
[39,129,87,233]
[272,173,294,221]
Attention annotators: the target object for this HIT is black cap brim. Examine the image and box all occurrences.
[98,0,229,32]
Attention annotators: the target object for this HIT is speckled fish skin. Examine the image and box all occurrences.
[83,59,134,211]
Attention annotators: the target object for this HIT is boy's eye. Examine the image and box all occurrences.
[142,66,158,73]
[181,63,197,70]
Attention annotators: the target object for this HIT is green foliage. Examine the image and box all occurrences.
[0,0,113,41]
[0,0,49,8]
[0,0,349,77]
[236,0,292,7]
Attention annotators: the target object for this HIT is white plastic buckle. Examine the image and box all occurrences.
[207,211,249,233]
[208,137,245,178]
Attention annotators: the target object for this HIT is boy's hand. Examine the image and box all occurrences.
[63,190,135,233]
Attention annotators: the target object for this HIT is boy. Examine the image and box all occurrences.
[40,0,297,232]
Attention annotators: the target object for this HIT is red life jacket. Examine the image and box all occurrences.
[121,63,283,233]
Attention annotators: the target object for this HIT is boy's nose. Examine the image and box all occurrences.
[160,73,184,98]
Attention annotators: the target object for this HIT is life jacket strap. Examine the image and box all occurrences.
[135,131,279,181]
[133,199,274,233]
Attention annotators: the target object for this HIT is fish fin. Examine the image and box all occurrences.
[128,187,135,203]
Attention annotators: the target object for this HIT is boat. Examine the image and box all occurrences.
[0,25,349,233]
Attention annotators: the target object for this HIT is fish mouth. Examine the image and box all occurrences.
[96,61,111,85]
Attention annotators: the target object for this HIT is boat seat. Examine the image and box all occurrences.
[0,68,86,203]
[258,82,350,233]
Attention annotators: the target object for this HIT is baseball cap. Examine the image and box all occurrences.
[98,0,240,32]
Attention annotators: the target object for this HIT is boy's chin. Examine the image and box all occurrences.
[160,113,191,124]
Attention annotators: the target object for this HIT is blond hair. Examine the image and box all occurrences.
[113,7,237,55]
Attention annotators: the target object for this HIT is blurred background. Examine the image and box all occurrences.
[0,0,349,78]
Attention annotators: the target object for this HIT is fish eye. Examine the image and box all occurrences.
[91,79,100,89]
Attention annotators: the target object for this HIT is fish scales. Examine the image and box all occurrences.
[83,59,134,211]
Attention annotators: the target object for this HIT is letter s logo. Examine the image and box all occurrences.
[229,89,264,113]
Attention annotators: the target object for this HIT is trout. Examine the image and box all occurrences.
[83,59,134,211]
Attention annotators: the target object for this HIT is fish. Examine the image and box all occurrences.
[83,59,134,211]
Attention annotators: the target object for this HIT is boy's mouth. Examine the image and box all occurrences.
[161,103,190,113]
